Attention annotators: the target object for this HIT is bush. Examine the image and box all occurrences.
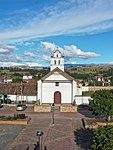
[91,126,113,150]
[14,113,26,119]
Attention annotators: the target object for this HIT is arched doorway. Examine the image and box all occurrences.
[54,91,61,104]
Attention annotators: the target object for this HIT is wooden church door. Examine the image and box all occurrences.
[54,91,61,104]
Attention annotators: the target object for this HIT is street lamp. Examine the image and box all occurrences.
[36,130,44,150]
[52,103,54,125]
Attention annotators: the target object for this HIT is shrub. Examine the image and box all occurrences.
[91,126,113,150]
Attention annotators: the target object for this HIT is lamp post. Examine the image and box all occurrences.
[52,103,54,125]
[20,82,23,103]
[36,130,43,150]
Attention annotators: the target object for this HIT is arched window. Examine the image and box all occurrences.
[54,60,56,64]
[58,60,60,64]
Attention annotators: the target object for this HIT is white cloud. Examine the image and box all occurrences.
[41,42,56,51]
[23,52,36,58]
[41,42,100,60]
[0,44,23,65]
[43,55,50,62]
[71,61,77,64]
[0,41,101,66]
[24,42,35,46]
[41,41,64,55]
[25,62,42,67]
[0,0,113,42]
[64,45,100,59]
[0,45,17,54]
[0,62,23,67]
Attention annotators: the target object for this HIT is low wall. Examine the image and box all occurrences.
[88,86,113,91]
[60,105,77,112]
[34,105,51,112]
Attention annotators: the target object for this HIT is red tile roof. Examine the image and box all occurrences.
[0,83,37,95]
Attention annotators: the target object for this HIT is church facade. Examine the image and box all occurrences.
[38,49,82,105]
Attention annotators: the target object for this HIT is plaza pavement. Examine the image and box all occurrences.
[0,105,93,150]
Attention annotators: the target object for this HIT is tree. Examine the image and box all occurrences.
[110,76,113,86]
[89,90,113,121]
[13,77,22,83]
[91,126,113,150]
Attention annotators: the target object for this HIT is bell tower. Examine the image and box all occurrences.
[50,48,64,71]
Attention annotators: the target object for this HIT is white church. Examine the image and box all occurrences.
[38,49,82,105]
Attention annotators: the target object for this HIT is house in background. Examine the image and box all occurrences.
[0,78,13,84]
[4,78,13,83]
[0,82,37,104]
[95,75,111,86]
[38,49,82,105]
[23,75,33,83]
[95,75,104,82]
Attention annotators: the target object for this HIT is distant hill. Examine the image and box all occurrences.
[65,63,113,68]
[13,63,113,69]
[64,63,96,68]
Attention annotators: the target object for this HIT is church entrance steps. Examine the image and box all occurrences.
[53,106,60,112]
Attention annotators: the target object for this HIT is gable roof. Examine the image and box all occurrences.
[40,67,80,84]
[54,49,61,53]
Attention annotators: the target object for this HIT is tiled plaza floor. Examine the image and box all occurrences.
[0,105,93,150]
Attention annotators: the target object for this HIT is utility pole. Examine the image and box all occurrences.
[20,82,23,103]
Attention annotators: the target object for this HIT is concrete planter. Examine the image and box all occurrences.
[97,121,113,126]
[0,118,31,125]
[96,122,107,126]
[34,105,51,112]
[84,118,113,129]
[60,105,77,112]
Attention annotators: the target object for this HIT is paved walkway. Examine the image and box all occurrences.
[8,110,84,150]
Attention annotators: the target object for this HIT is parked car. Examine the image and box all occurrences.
[16,104,27,111]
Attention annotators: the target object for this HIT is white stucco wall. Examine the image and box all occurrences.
[41,82,72,104]
[75,96,91,105]
[38,80,42,102]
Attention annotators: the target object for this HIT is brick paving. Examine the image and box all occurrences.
[1,105,92,150]
[0,125,25,150]
[0,105,16,117]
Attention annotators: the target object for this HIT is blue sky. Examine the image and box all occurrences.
[0,0,113,67]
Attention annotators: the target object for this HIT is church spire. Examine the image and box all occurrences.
[50,48,64,71]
